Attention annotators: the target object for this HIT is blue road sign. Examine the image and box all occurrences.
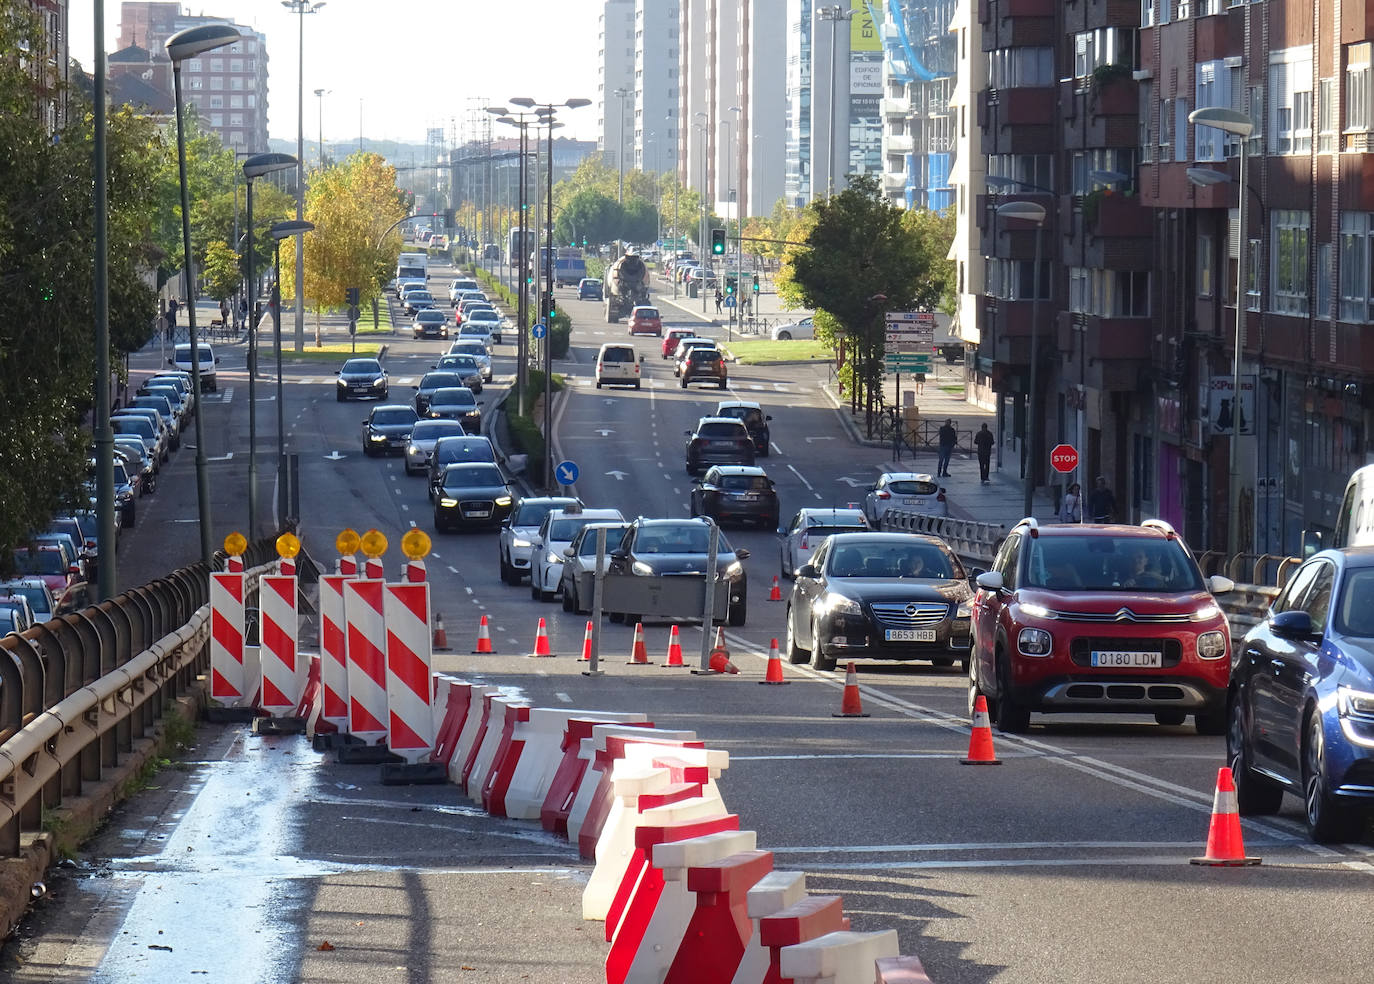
[555,460,579,486]
[532,322,547,339]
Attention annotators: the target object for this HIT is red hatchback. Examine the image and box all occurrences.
[662,328,693,359]
[628,306,663,336]
[969,519,1235,735]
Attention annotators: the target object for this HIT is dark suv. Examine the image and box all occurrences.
[680,347,727,389]
[607,517,750,626]
[684,417,755,475]
[970,518,1234,734]
[714,401,771,456]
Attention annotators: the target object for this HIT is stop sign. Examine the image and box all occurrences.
[1050,444,1079,474]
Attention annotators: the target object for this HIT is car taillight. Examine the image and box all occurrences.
[596,361,604,372]
[937,489,946,502]
[634,364,641,374]
[800,533,809,549]
[876,490,891,500]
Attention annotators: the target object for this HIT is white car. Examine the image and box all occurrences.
[462,308,503,343]
[771,317,814,341]
[447,339,493,380]
[457,322,495,353]
[529,506,626,601]
[779,508,870,579]
[596,343,641,389]
[447,279,479,304]
[863,472,948,525]
[168,342,218,391]
[498,496,581,585]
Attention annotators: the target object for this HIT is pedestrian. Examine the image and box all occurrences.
[1058,482,1082,523]
[1088,475,1116,523]
[936,418,957,477]
[239,297,248,327]
[890,407,902,463]
[915,372,926,396]
[974,422,994,484]
[165,296,178,329]
[714,288,723,314]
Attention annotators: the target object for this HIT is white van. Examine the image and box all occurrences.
[1333,465,1374,547]
[169,343,219,391]
[595,343,641,389]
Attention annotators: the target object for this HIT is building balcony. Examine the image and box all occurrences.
[882,94,911,118]
[1064,0,1145,33]
[886,132,914,155]
[883,170,908,195]
[1195,8,1240,61]
[979,87,1057,154]
[1083,192,1152,238]
[980,0,1057,47]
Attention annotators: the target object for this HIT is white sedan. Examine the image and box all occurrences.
[779,508,869,579]
[863,473,948,526]
[771,317,814,341]
[529,507,626,601]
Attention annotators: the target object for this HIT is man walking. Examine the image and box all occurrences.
[714,288,723,314]
[1088,476,1117,523]
[936,418,957,478]
[974,422,994,484]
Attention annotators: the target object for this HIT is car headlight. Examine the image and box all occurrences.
[1017,627,1053,656]
[465,409,480,417]
[439,498,458,507]
[1338,686,1374,719]
[373,377,386,386]
[406,444,419,455]
[955,600,972,619]
[822,593,862,616]
[1018,602,1053,619]
[547,551,564,565]
[337,377,348,386]
[723,561,743,577]
[494,496,511,506]
[1192,602,1222,621]
[369,433,386,442]
[1196,630,1227,660]
[633,561,655,576]
[512,537,532,549]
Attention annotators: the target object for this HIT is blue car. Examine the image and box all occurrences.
[577,278,603,301]
[1229,547,1374,842]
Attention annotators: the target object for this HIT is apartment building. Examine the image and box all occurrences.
[598,0,635,177]
[878,0,957,211]
[633,0,681,175]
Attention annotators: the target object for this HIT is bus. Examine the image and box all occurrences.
[508,228,533,266]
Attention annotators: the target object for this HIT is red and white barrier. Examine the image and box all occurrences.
[778,930,899,984]
[541,719,656,836]
[503,710,649,821]
[449,685,498,786]
[293,653,326,734]
[258,574,299,716]
[339,554,358,576]
[279,556,296,577]
[343,578,389,745]
[569,728,702,851]
[664,848,775,984]
[318,574,351,732]
[465,696,529,804]
[874,956,936,984]
[728,871,808,984]
[478,701,543,817]
[383,581,435,763]
[226,555,244,573]
[430,675,473,767]
[364,556,385,579]
[404,558,426,583]
[758,896,851,984]
[209,571,247,706]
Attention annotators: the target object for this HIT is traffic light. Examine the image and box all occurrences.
[344,286,360,306]
[752,273,760,294]
[711,228,726,255]
[725,280,735,296]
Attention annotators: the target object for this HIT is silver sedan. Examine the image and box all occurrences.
[779,508,869,579]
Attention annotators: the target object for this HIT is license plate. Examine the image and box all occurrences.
[467,510,490,519]
[902,498,926,506]
[885,629,936,642]
[740,493,760,500]
[1090,650,1163,668]
[352,386,370,391]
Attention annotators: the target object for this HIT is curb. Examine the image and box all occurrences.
[484,388,536,499]
[818,382,888,451]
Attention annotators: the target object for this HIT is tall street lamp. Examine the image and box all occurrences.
[996,200,1047,520]
[1189,107,1256,556]
[816,5,855,198]
[694,111,709,314]
[93,0,116,593]
[314,88,329,169]
[166,23,241,567]
[613,86,632,204]
[269,219,314,524]
[282,0,325,353]
[242,153,297,537]
[490,105,545,416]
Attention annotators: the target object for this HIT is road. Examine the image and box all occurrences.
[7,258,1374,983]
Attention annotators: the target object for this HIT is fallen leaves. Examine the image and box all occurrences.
[317,941,336,951]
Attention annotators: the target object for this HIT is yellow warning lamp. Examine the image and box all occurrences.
[335,527,361,557]
[360,528,388,559]
[401,528,432,560]
[223,532,247,557]
[275,532,301,559]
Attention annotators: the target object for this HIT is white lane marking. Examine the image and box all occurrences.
[464,587,473,594]
[771,442,782,455]
[554,692,572,703]
[770,840,1280,855]
[787,465,814,491]
[448,566,459,574]
[400,504,408,511]
[798,855,1285,872]
[472,598,482,604]
[673,487,681,496]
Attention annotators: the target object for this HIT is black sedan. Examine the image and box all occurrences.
[785,532,973,672]
[690,466,779,528]
[427,387,482,432]
[336,358,389,401]
[607,517,750,627]
[414,371,470,415]
[361,404,418,457]
[433,463,513,531]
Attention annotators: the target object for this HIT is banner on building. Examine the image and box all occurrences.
[851,0,880,51]
[1208,374,1256,437]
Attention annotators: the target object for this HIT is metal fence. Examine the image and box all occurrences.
[879,509,1006,566]
[0,531,285,858]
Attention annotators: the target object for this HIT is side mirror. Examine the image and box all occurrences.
[610,550,628,561]
[166,358,174,365]
[1270,609,1316,640]
[334,369,341,375]
[685,430,693,437]
[412,385,419,390]
[736,548,751,560]
[361,419,368,425]
[975,571,1004,592]
[796,563,818,579]
[214,356,221,364]
[563,548,576,558]
[1300,529,1323,559]
[431,364,438,369]
[1208,574,1235,595]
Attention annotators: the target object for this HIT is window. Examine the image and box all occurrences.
[230,113,243,126]
[1194,60,1234,161]
[1070,149,1138,193]
[1198,234,1214,296]
[1318,78,1336,152]
[1160,97,1174,155]
[209,76,222,90]
[988,47,1054,88]
[230,58,243,72]
[1348,44,1372,140]
[209,58,223,72]
[210,113,223,127]
[1270,210,1310,315]
[1109,271,1151,317]
[987,154,1052,189]
[208,95,223,108]
[986,258,1051,301]
[230,95,243,109]
[1072,28,1137,81]
[1247,239,1262,311]
[1069,267,1089,312]
[1248,85,1264,153]
[1340,212,1371,322]
[1270,49,1313,154]
[1142,0,1156,27]
[186,59,202,72]
[1316,242,1332,319]
[1175,97,1190,161]
[1139,80,1154,162]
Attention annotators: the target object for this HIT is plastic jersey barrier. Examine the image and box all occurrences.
[502,709,649,821]
[662,849,775,984]
[541,719,658,835]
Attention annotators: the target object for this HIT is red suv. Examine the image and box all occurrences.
[969,519,1234,735]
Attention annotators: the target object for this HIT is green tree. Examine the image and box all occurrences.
[554,189,622,247]
[202,240,241,302]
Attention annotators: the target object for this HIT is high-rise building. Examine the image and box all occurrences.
[634,0,680,176]
[598,0,635,182]
[877,0,956,211]
[784,0,813,206]
[27,0,69,130]
[946,0,987,404]
[746,0,787,214]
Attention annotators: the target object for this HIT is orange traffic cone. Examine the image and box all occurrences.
[1190,767,1262,866]
[961,695,1002,765]
[627,622,650,665]
[832,662,869,717]
[768,575,782,601]
[433,614,450,651]
[577,621,594,662]
[662,625,685,667]
[528,617,554,658]
[760,638,789,685]
[471,614,493,654]
[708,645,740,674]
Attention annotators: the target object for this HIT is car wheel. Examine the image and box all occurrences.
[530,577,541,601]
[363,445,375,458]
[689,498,698,518]
[785,609,809,664]
[809,618,835,671]
[993,648,1030,733]
[432,514,447,533]
[608,611,625,624]
[728,589,747,628]
[596,380,602,389]
[1303,712,1362,843]
[777,331,792,341]
[336,390,346,402]
[1228,697,1285,815]
[1153,710,1187,726]
[634,382,641,390]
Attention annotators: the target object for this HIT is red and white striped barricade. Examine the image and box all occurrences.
[758,895,850,984]
[383,581,435,763]
[465,696,529,805]
[343,578,389,745]
[430,674,472,767]
[569,728,702,851]
[503,709,650,821]
[541,719,657,836]
[404,558,426,583]
[226,555,244,573]
[609,828,758,984]
[339,554,358,576]
[258,574,300,715]
[449,685,497,786]
[728,871,808,984]
[778,930,900,984]
[664,849,775,984]
[874,956,936,984]
[209,571,247,706]
[279,555,296,577]
[318,575,352,733]
[363,556,385,579]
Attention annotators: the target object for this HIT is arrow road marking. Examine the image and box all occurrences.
[596,429,615,437]
[206,451,234,461]
[606,470,628,481]
[324,451,345,460]
[838,477,868,488]
[804,436,834,444]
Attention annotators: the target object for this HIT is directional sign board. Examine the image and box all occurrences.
[532,323,547,339]
[884,353,932,373]
[555,460,579,486]
[884,311,936,372]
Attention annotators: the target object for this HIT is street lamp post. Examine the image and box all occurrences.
[996,200,1047,519]
[269,220,314,525]
[166,23,241,567]
[694,112,709,314]
[1189,107,1256,556]
[313,87,329,168]
[93,0,115,594]
[282,0,325,354]
[816,5,855,198]
[242,153,298,537]
[729,105,743,336]
[613,87,631,204]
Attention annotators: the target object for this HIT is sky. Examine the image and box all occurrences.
[67,0,604,145]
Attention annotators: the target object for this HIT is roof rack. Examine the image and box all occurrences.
[1141,518,1177,539]
[1013,517,1040,538]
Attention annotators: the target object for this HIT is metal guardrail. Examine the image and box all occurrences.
[0,532,285,858]
[878,509,1006,566]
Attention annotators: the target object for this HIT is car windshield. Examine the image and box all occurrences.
[513,501,571,527]
[410,420,465,442]
[432,388,475,407]
[436,440,494,463]
[720,407,763,426]
[467,310,499,321]
[601,348,634,363]
[634,524,730,555]
[418,311,445,322]
[460,324,491,336]
[807,524,869,535]
[886,479,939,495]
[112,419,154,438]
[549,517,605,541]
[371,408,417,426]
[173,345,213,363]
[720,474,771,491]
[1335,568,1374,636]
[343,360,381,374]
[0,585,45,610]
[420,374,463,390]
[444,465,504,489]
[1023,536,1204,592]
[826,541,959,579]
[578,526,628,555]
[699,423,745,439]
[133,397,170,414]
[438,357,479,372]
[14,550,64,576]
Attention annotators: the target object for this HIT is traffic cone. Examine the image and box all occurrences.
[577,621,594,662]
[662,625,685,667]
[1190,767,1262,866]
[768,575,782,601]
[711,625,727,652]
[528,617,554,658]
[832,662,869,717]
[961,695,1002,765]
[626,622,650,665]
[471,614,493,654]
[760,639,789,685]
[708,645,739,674]
[433,614,450,651]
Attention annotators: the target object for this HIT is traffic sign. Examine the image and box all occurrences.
[555,460,579,486]
[1050,444,1079,474]
[884,354,931,373]
[532,323,547,339]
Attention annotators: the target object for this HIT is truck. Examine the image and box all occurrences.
[603,252,650,323]
[532,246,589,287]
[395,251,428,292]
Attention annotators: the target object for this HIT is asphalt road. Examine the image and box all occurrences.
[8,259,1374,983]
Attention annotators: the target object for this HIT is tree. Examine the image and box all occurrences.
[555,189,622,247]
[202,240,241,302]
